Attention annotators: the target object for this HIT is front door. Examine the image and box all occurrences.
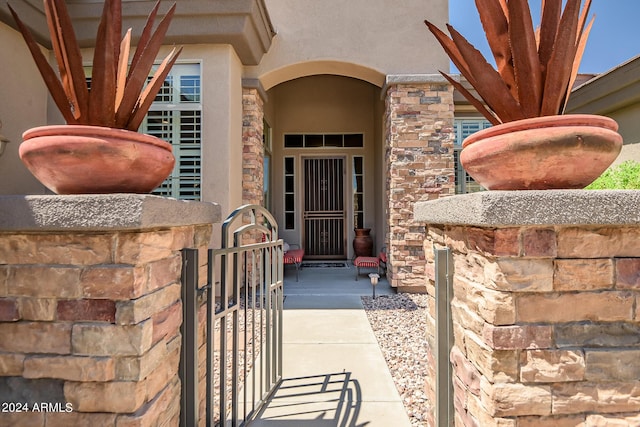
[303,157,346,258]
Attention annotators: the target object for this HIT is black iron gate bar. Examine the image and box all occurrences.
[180,205,284,427]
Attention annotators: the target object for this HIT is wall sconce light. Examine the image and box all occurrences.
[369,273,380,299]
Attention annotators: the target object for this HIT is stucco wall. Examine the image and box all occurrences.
[247,0,450,89]
[610,103,640,165]
[566,57,640,166]
[268,75,383,255]
[195,45,244,217]
[0,22,49,195]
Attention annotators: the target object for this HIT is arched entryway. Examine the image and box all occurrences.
[263,72,386,260]
[242,64,456,289]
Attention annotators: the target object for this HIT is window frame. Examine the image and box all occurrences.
[143,62,203,200]
[454,117,492,194]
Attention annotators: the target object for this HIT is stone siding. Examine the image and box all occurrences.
[242,87,265,208]
[416,191,640,426]
[242,87,265,247]
[384,78,455,290]
[0,195,217,427]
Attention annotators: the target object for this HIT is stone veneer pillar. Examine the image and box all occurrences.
[384,75,455,291]
[415,191,640,427]
[242,84,265,208]
[0,195,219,427]
[241,84,266,246]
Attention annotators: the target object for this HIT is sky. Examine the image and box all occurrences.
[449,0,640,74]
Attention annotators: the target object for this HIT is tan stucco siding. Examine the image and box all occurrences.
[611,104,640,146]
[246,0,450,89]
[0,22,50,194]
[194,45,244,216]
[612,103,640,165]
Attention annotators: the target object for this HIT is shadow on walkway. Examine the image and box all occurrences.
[249,264,411,427]
[252,373,369,427]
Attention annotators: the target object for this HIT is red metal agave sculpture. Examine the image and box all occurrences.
[9,0,182,131]
[425,0,594,125]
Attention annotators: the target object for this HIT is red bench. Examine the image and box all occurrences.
[283,245,304,281]
[354,256,380,280]
[354,247,387,281]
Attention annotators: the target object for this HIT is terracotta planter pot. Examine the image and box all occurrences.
[460,114,623,190]
[20,125,175,194]
[353,228,373,257]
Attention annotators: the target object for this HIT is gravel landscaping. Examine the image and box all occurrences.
[362,293,431,427]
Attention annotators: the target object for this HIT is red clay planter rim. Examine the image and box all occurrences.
[23,125,173,151]
[19,125,175,194]
[462,114,620,148]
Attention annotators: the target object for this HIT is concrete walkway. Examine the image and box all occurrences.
[250,262,412,426]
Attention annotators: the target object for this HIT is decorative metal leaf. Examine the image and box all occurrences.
[474,0,516,99]
[128,0,161,79]
[427,0,592,123]
[439,72,501,125]
[540,0,582,116]
[448,25,525,122]
[577,0,593,40]
[44,0,89,121]
[110,0,122,74]
[116,29,132,111]
[11,0,179,130]
[89,0,118,126]
[564,16,594,111]
[424,20,475,84]
[498,0,509,22]
[116,3,177,128]
[7,4,78,124]
[538,0,562,79]
[127,47,183,131]
[508,0,543,117]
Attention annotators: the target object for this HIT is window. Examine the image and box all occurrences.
[142,63,202,200]
[454,119,492,147]
[284,157,295,229]
[263,120,272,209]
[353,156,364,229]
[454,118,491,194]
[284,133,364,148]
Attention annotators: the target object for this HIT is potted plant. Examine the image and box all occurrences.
[425,0,622,190]
[9,0,182,194]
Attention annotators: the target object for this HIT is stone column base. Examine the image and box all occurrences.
[0,195,219,427]
[416,190,640,426]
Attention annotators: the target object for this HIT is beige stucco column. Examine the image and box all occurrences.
[384,75,455,290]
[199,45,244,221]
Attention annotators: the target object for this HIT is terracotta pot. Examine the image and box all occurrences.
[20,125,175,194]
[353,228,373,257]
[460,114,623,190]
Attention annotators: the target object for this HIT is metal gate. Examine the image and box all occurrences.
[303,157,346,258]
[435,247,454,427]
[181,205,284,427]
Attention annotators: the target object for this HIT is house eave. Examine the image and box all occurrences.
[566,55,640,115]
[0,0,275,65]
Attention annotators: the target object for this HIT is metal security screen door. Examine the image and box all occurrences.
[303,158,346,258]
